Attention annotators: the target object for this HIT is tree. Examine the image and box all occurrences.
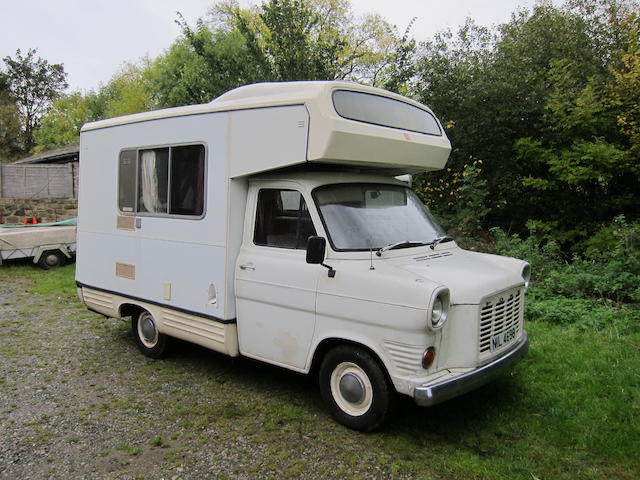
[241,0,344,81]
[34,92,106,150]
[34,60,157,150]
[413,0,639,249]
[613,12,640,158]
[167,0,412,106]
[0,73,22,161]
[148,37,216,108]
[2,49,68,153]
[100,61,155,118]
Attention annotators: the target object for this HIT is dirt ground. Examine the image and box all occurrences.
[0,268,405,479]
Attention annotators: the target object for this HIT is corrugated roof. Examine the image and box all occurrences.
[13,142,79,164]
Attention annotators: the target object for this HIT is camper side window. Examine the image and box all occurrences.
[118,150,137,212]
[118,145,205,217]
[254,189,317,250]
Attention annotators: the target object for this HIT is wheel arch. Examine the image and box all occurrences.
[118,302,145,319]
[309,337,393,387]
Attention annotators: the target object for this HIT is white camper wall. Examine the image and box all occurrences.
[227,105,310,178]
[77,112,233,320]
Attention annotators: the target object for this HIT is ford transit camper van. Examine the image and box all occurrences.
[76,81,529,431]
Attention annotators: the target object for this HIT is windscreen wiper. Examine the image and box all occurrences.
[427,235,454,250]
[376,240,428,257]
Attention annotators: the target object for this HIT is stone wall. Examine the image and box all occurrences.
[0,198,77,225]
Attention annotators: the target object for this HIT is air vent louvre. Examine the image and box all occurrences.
[413,251,453,261]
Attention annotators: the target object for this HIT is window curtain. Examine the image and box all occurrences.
[140,150,161,212]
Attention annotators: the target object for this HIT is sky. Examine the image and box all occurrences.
[0,0,545,93]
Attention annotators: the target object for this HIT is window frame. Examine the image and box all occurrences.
[332,89,443,137]
[311,182,446,252]
[252,188,317,251]
[117,142,207,220]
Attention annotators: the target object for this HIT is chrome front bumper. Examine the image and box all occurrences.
[414,331,529,407]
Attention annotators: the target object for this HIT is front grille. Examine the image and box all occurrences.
[479,287,523,354]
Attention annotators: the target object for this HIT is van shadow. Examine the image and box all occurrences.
[386,378,527,452]
[168,337,322,406]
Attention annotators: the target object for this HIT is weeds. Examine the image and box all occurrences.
[149,436,169,448]
[491,216,640,306]
[117,444,142,456]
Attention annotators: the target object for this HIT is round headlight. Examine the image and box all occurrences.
[432,297,443,324]
[522,264,531,291]
[429,289,449,329]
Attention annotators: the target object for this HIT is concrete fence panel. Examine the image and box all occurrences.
[0,164,73,199]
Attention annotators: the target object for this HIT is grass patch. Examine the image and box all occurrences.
[29,264,76,298]
[149,436,170,448]
[0,261,76,298]
[1,263,638,479]
[117,443,142,456]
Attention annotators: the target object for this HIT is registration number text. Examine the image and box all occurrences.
[491,325,517,352]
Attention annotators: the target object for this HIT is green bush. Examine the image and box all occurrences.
[491,216,640,304]
[490,226,565,281]
[525,294,638,332]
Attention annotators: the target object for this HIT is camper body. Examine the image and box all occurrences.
[76,82,529,431]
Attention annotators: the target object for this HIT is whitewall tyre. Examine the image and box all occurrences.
[319,345,393,432]
[132,310,168,359]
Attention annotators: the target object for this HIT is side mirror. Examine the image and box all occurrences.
[306,236,336,278]
[306,236,326,264]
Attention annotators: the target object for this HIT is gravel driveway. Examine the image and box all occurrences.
[0,268,406,479]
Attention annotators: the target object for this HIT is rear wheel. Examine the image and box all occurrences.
[132,310,168,358]
[37,250,66,269]
[319,345,393,432]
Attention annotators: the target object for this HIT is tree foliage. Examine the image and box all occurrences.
[100,61,155,118]
[2,48,68,153]
[34,92,105,151]
[414,0,640,249]
[25,0,639,255]
[162,0,414,106]
[35,61,154,149]
[0,73,22,161]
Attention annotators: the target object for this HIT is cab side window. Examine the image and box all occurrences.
[254,189,317,249]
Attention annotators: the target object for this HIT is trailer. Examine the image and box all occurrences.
[76,81,529,431]
[0,221,76,269]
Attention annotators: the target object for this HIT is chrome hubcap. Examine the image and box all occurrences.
[141,317,156,342]
[330,362,373,416]
[137,312,159,348]
[339,373,365,404]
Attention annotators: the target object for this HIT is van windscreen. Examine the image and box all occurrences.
[313,183,446,251]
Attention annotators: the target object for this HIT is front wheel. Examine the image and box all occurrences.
[319,345,394,432]
[132,310,169,358]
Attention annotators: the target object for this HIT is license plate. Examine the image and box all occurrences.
[491,325,517,352]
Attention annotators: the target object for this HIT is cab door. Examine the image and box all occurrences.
[235,185,320,370]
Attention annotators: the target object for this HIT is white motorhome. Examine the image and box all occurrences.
[76,81,529,431]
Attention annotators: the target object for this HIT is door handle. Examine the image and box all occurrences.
[239,264,256,271]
